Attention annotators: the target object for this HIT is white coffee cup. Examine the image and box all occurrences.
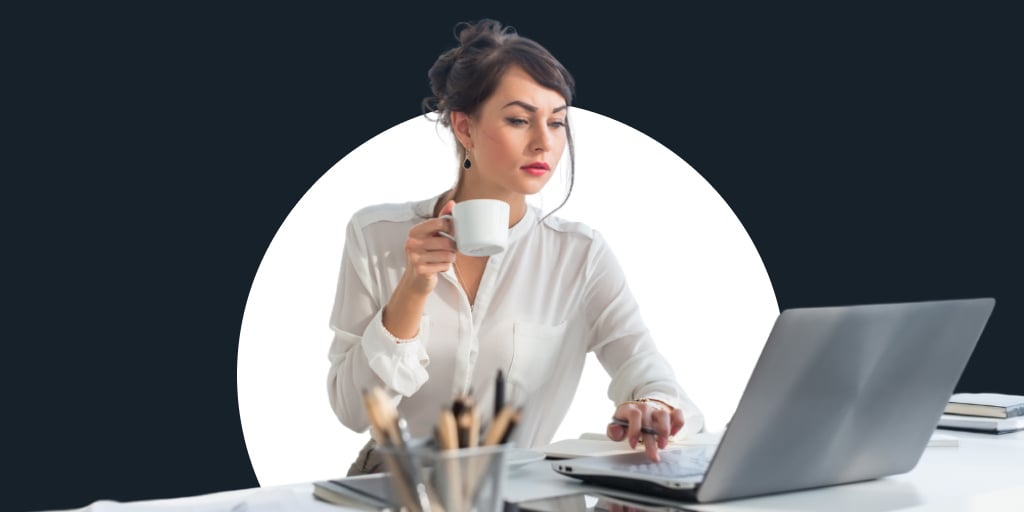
[439,199,510,257]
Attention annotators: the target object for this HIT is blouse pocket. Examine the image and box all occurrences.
[508,319,569,394]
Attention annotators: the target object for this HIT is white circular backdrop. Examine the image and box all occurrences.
[237,108,779,486]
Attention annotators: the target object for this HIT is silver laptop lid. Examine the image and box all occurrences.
[697,298,995,502]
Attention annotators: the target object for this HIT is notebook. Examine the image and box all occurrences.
[313,473,397,510]
[938,413,1024,434]
[553,298,995,503]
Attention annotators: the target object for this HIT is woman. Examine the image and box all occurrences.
[327,19,704,475]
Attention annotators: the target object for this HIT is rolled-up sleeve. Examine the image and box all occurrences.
[583,231,706,436]
[326,216,431,433]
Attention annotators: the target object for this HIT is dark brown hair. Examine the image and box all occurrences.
[422,19,576,218]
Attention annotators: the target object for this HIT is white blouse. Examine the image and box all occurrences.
[327,195,705,448]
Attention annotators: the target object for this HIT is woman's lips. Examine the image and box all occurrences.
[521,163,550,176]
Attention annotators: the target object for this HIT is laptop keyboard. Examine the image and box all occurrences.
[612,447,715,478]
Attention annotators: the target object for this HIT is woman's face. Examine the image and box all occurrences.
[455,65,568,201]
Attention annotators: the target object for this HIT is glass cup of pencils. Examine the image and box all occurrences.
[364,383,521,512]
[419,442,511,512]
[376,441,511,512]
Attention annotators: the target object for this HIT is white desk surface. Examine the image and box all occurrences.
[53,430,1024,512]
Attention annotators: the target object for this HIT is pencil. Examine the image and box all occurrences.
[499,409,520,445]
[361,389,390,446]
[495,369,505,419]
[364,387,429,512]
[437,408,459,451]
[483,406,520,446]
[468,406,480,448]
[453,395,477,449]
[436,408,462,511]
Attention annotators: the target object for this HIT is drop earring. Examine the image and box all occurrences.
[463,146,472,169]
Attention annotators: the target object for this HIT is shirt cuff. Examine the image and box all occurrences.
[361,310,430,397]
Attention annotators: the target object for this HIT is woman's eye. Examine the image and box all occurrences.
[506,117,528,126]
[550,120,566,128]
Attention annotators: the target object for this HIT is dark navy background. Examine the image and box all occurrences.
[7,5,1021,511]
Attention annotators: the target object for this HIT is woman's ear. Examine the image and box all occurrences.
[451,111,473,149]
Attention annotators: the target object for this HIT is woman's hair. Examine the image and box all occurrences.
[422,19,576,218]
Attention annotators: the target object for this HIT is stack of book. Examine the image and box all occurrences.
[938,393,1024,434]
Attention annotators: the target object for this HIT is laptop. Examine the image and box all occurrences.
[553,298,996,503]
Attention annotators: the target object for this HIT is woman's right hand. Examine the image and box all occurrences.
[398,200,457,296]
[606,400,684,462]
[382,200,456,340]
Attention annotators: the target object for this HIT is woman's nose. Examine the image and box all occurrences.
[532,126,552,152]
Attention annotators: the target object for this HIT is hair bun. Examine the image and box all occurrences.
[455,18,513,47]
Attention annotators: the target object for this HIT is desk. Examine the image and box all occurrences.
[56,430,1024,512]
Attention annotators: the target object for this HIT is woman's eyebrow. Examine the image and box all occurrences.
[502,100,568,114]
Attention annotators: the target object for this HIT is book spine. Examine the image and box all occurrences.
[1007,403,1024,418]
[937,425,998,434]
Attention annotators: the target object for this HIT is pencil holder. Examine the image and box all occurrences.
[380,442,511,512]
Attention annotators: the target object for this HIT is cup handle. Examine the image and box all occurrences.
[437,214,456,243]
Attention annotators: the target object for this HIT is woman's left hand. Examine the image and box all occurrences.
[606,400,685,461]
